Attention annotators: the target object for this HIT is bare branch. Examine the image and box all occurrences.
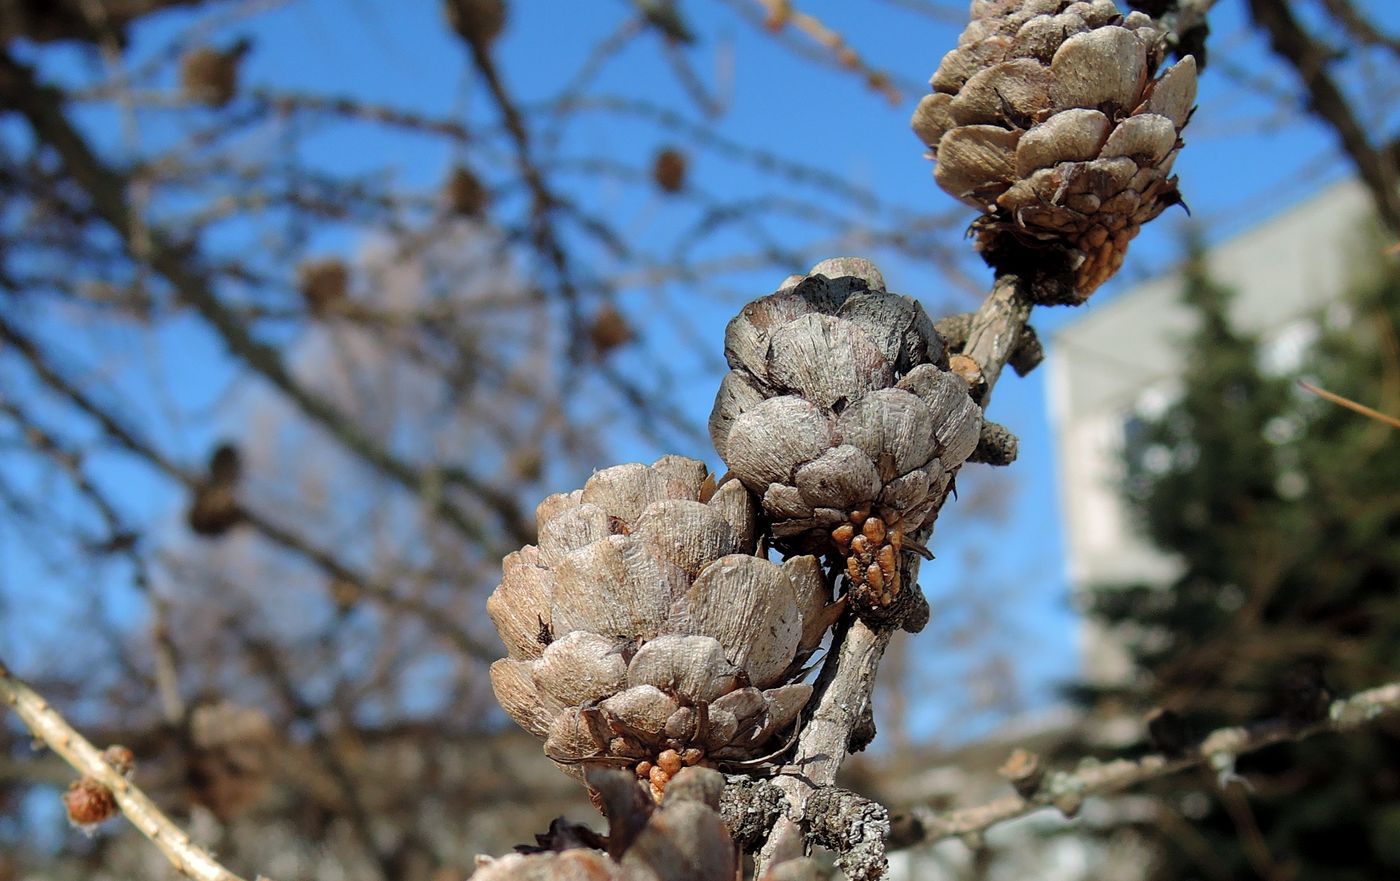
[0,656,256,881]
[899,681,1400,846]
[0,49,532,549]
[1247,0,1400,233]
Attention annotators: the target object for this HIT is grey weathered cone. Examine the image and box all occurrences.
[487,456,835,802]
[912,0,1197,301]
[708,258,981,613]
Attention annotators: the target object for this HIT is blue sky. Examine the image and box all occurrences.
[4,0,1397,744]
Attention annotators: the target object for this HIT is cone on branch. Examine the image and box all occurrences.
[185,700,276,821]
[487,456,836,802]
[187,442,242,537]
[708,258,981,616]
[297,257,349,315]
[912,0,1197,302]
[444,0,508,49]
[652,148,688,194]
[444,164,489,217]
[179,40,250,108]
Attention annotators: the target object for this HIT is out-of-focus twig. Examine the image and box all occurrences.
[1247,0,1400,234]
[0,49,532,549]
[897,680,1400,846]
[728,0,905,104]
[1299,380,1400,430]
[0,657,255,881]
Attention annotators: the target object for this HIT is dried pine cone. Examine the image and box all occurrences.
[179,41,248,108]
[186,701,276,821]
[912,0,1197,301]
[297,258,349,315]
[187,442,242,537]
[488,456,833,801]
[588,302,635,355]
[444,0,508,48]
[444,164,489,217]
[709,258,981,614]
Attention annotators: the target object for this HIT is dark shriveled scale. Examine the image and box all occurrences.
[487,456,836,802]
[709,258,982,617]
[913,0,1197,302]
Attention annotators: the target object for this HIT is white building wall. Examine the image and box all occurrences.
[1047,179,1374,684]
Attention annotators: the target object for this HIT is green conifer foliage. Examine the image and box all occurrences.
[1077,234,1400,880]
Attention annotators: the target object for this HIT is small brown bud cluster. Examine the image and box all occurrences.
[633,746,707,801]
[102,745,136,778]
[832,510,902,609]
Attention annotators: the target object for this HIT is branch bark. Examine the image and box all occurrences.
[0,657,255,881]
[755,272,1035,879]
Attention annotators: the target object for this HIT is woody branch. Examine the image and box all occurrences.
[0,657,256,881]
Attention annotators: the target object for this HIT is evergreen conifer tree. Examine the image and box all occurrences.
[1077,232,1400,880]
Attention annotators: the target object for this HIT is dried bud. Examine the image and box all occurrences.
[709,258,981,615]
[444,0,507,48]
[187,701,276,821]
[179,41,248,108]
[651,148,687,194]
[998,747,1044,798]
[444,164,489,217]
[329,576,361,613]
[913,0,1196,301]
[102,745,136,778]
[298,258,349,315]
[63,778,117,829]
[1144,707,1189,757]
[588,303,634,355]
[488,457,833,798]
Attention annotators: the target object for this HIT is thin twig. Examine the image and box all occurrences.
[0,49,532,550]
[1299,381,1400,430]
[902,681,1400,845]
[0,657,255,881]
[1247,0,1400,234]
